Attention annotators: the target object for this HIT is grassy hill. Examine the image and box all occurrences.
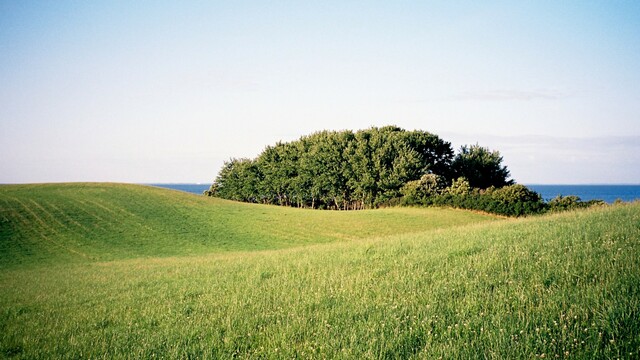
[0,183,495,269]
[1,183,639,358]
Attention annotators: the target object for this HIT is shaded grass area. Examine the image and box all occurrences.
[1,200,639,358]
[0,183,496,269]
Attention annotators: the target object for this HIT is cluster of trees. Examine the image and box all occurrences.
[207,126,514,210]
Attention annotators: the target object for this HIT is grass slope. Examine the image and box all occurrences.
[0,183,496,269]
[1,184,639,358]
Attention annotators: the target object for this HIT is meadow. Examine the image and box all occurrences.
[1,183,639,358]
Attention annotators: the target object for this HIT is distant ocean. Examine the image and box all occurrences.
[527,185,640,204]
[150,183,640,204]
[149,184,210,195]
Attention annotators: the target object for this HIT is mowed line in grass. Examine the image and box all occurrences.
[0,202,638,358]
[0,183,498,268]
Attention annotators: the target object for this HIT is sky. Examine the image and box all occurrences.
[1,1,639,184]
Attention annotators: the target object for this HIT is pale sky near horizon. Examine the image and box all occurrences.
[1,1,639,184]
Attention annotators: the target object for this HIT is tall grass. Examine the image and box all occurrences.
[1,184,638,358]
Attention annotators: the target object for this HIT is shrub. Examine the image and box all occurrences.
[548,195,606,212]
[400,174,447,205]
[444,177,471,196]
[548,195,582,211]
[489,184,545,216]
[430,183,545,217]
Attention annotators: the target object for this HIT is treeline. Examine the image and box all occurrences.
[206,126,515,210]
[397,175,604,217]
[206,126,607,216]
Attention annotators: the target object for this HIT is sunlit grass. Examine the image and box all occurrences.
[0,183,496,268]
[1,184,639,358]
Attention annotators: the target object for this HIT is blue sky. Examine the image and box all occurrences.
[1,1,639,184]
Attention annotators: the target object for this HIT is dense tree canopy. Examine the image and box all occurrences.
[208,126,457,209]
[451,144,514,189]
[205,127,610,216]
[207,126,520,210]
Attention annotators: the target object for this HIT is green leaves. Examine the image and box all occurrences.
[452,144,514,189]
[209,127,455,209]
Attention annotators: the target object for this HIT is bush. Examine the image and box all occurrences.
[548,195,606,212]
[489,184,545,216]
[430,183,545,217]
[548,195,582,211]
[400,174,447,206]
[400,179,609,217]
[444,177,471,196]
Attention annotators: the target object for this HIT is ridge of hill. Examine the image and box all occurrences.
[0,183,497,269]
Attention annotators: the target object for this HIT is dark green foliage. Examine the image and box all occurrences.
[208,126,603,217]
[548,195,582,211]
[430,182,547,217]
[485,184,546,216]
[400,174,447,205]
[209,126,454,209]
[207,158,260,202]
[401,181,608,217]
[451,144,514,189]
[548,195,606,212]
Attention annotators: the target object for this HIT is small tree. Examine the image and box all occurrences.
[490,184,545,216]
[548,195,582,211]
[400,173,446,205]
[444,177,471,196]
[548,195,604,212]
[452,144,514,189]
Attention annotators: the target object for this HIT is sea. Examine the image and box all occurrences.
[527,185,640,204]
[149,184,640,204]
[149,183,211,195]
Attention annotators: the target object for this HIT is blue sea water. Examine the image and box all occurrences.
[148,183,210,195]
[150,183,640,204]
[527,185,640,204]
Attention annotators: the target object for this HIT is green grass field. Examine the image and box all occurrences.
[1,183,639,358]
